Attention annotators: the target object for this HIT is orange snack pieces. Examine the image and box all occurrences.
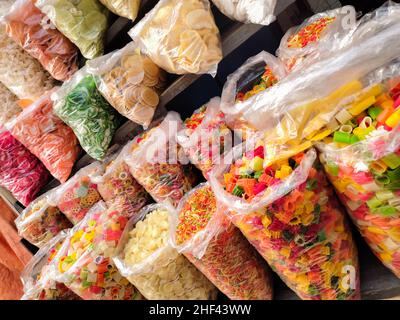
[8,92,80,183]
[4,0,79,81]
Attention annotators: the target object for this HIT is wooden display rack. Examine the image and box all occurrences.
[3,0,399,300]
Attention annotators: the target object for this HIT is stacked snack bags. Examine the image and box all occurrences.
[172,183,273,300]
[211,0,276,25]
[0,130,50,206]
[53,69,121,161]
[6,92,80,183]
[21,231,81,300]
[4,0,79,81]
[51,202,144,300]
[114,203,218,300]
[0,24,55,100]
[209,139,360,300]
[129,0,223,75]
[87,42,166,127]
[220,51,286,140]
[16,190,72,248]
[53,162,104,225]
[177,98,233,179]
[124,112,197,207]
[99,0,141,20]
[35,0,109,59]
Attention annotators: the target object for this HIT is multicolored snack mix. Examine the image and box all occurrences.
[276,6,355,72]
[54,162,104,225]
[129,0,222,75]
[7,91,80,183]
[114,203,218,300]
[316,80,400,277]
[177,98,232,179]
[16,192,72,248]
[21,231,81,300]
[53,72,120,161]
[96,150,150,218]
[209,142,360,300]
[173,184,273,300]
[35,0,109,59]
[53,202,144,300]
[4,0,79,81]
[88,42,166,127]
[220,51,286,140]
[125,112,197,207]
[0,130,50,206]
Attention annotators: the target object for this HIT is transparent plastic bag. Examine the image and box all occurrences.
[0,25,56,100]
[53,162,104,225]
[220,51,286,140]
[87,42,167,127]
[171,183,273,300]
[114,203,218,300]
[0,82,22,126]
[236,3,400,165]
[6,91,80,183]
[94,146,151,218]
[209,141,360,300]
[318,124,400,278]
[3,0,79,81]
[128,0,223,75]
[21,231,81,300]
[15,190,72,248]
[0,129,50,206]
[211,0,276,25]
[99,0,140,20]
[177,97,233,179]
[276,6,356,72]
[35,0,109,59]
[124,112,198,207]
[51,201,144,300]
[52,68,121,161]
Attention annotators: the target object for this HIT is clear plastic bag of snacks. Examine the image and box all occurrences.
[211,0,276,25]
[3,0,79,81]
[114,203,218,300]
[15,190,72,248]
[220,51,286,140]
[35,0,109,59]
[0,82,22,126]
[52,68,121,161]
[276,6,356,72]
[177,98,233,179]
[209,139,360,300]
[0,129,50,206]
[99,0,140,20]
[233,3,400,166]
[93,146,150,218]
[171,183,273,300]
[53,162,104,225]
[318,121,400,278]
[6,91,80,183]
[128,0,223,75]
[0,25,56,100]
[21,231,81,300]
[87,42,166,127]
[124,112,198,207]
[51,201,144,300]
